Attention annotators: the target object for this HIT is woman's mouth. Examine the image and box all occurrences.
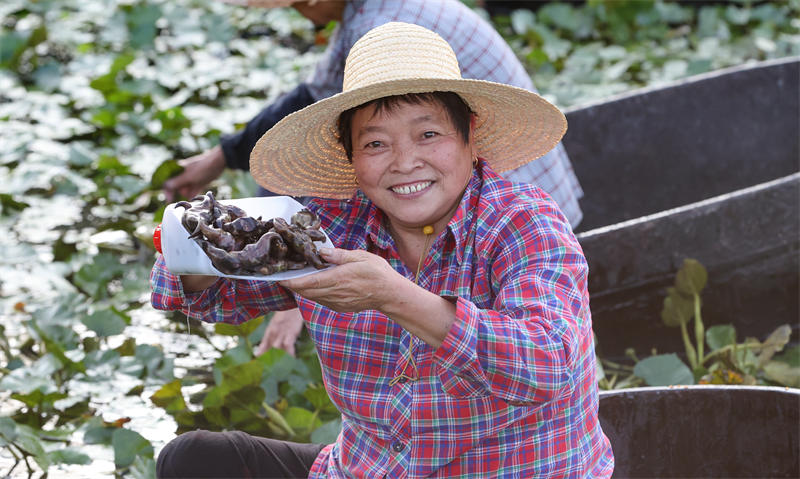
[390,181,432,195]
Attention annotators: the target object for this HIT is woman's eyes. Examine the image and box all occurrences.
[363,131,438,148]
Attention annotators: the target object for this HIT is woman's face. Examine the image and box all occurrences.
[350,100,474,234]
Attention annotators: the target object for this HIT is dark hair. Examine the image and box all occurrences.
[337,91,475,161]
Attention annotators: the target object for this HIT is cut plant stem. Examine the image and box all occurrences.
[694,292,704,368]
[701,341,764,364]
[680,321,698,369]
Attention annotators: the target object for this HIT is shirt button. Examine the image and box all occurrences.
[396,377,408,384]
[391,441,405,452]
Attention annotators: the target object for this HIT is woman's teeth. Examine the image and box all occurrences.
[391,181,431,195]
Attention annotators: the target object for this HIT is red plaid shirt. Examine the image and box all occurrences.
[151,161,613,477]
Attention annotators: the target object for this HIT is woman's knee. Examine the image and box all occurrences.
[156,430,229,478]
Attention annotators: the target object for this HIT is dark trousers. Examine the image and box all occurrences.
[156,430,327,479]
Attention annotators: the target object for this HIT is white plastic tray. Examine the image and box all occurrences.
[161,196,333,281]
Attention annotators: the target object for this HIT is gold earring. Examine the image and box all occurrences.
[472,155,478,167]
[353,175,359,186]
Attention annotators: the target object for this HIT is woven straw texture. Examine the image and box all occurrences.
[250,22,567,199]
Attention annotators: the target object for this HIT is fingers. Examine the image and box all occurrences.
[280,267,336,291]
[317,247,369,266]
[280,335,296,357]
[163,147,225,202]
[163,172,194,202]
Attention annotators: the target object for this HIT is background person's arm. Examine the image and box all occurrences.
[163,83,316,200]
[218,82,316,171]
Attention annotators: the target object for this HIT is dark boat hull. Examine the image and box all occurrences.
[598,386,800,477]
[561,57,800,358]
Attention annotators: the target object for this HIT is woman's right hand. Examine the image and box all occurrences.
[163,145,227,202]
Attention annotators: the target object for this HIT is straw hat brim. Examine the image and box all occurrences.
[250,77,567,199]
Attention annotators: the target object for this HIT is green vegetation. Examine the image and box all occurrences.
[1,0,798,476]
[598,259,799,390]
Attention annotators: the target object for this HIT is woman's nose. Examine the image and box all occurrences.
[389,142,423,172]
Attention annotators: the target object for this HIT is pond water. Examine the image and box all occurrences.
[0,306,236,477]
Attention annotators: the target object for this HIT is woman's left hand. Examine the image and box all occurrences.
[279,248,402,313]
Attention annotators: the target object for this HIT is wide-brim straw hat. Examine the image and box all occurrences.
[250,21,567,199]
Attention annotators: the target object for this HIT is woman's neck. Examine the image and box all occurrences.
[387,221,437,271]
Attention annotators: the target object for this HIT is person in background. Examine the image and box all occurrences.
[152,22,612,477]
[163,0,586,357]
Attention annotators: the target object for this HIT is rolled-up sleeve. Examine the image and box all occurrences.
[432,203,588,405]
[149,254,296,324]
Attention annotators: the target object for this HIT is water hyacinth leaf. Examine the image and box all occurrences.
[222,360,264,392]
[229,385,266,417]
[311,418,342,444]
[150,159,184,189]
[136,344,174,380]
[54,397,92,426]
[773,345,800,367]
[67,142,99,167]
[634,353,694,386]
[73,252,127,299]
[199,380,228,410]
[129,455,157,479]
[757,324,792,366]
[90,53,136,95]
[154,107,192,142]
[725,5,751,25]
[304,384,337,413]
[116,337,137,357]
[284,406,320,433]
[214,342,256,384]
[83,420,116,445]
[686,58,713,76]
[12,423,50,470]
[49,447,92,465]
[27,322,86,374]
[10,390,69,409]
[0,193,29,215]
[732,341,761,375]
[697,7,722,38]
[150,379,187,414]
[215,315,264,337]
[705,324,736,351]
[32,62,63,92]
[660,287,694,327]
[203,407,229,428]
[539,3,583,33]
[112,427,154,468]
[654,1,693,24]
[763,361,800,388]
[82,309,128,337]
[0,353,62,394]
[510,9,536,35]
[0,417,17,442]
[0,31,28,66]
[126,2,162,49]
[675,258,707,296]
[96,155,133,176]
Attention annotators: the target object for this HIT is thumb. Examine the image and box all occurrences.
[318,247,362,265]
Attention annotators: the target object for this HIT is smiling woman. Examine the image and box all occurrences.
[150,22,613,478]
[345,93,475,267]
